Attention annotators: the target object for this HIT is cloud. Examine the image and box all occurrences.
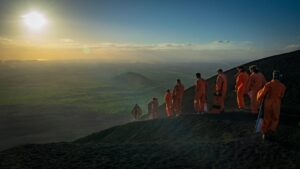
[0,37,14,45]
[0,36,253,51]
[217,40,231,44]
[59,38,76,43]
[73,40,253,51]
[285,44,300,51]
[0,37,258,61]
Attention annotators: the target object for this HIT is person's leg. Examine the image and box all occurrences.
[220,96,225,112]
[194,98,200,113]
[178,97,183,115]
[251,90,258,113]
[173,99,178,114]
[212,96,223,113]
[166,104,172,117]
[237,90,245,109]
[262,101,272,134]
[199,96,205,112]
[270,101,281,132]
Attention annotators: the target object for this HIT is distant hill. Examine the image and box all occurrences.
[176,50,300,116]
[112,72,155,88]
[1,113,299,169]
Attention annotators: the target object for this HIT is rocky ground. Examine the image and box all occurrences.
[1,112,299,169]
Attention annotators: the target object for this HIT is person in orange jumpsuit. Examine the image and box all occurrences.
[172,79,185,116]
[215,69,227,113]
[164,89,173,118]
[151,97,159,119]
[247,65,266,114]
[131,104,142,120]
[235,66,249,110]
[194,73,207,114]
[257,71,285,140]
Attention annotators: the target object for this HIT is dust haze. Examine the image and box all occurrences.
[0,59,242,150]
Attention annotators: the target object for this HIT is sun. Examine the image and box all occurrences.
[22,11,47,31]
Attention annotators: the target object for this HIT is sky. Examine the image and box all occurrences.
[0,0,300,62]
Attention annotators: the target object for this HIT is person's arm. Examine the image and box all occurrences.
[257,83,270,102]
[195,82,198,99]
[235,74,241,91]
[172,86,177,98]
[131,108,135,115]
[246,75,253,92]
[216,76,223,94]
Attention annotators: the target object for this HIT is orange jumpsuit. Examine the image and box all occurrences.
[173,83,185,115]
[235,72,249,109]
[248,72,266,113]
[257,80,286,134]
[164,92,173,117]
[194,79,206,112]
[215,73,227,112]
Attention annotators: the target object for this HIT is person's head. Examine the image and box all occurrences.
[196,73,201,79]
[249,65,258,73]
[237,66,245,72]
[273,70,281,80]
[176,79,181,84]
[166,89,170,93]
[217,69,223,75]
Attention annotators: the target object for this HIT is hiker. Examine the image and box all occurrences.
[235,66,249,110]
[194,73,207,114]
[131,104,142,120]
[213,69,227,113]
[172,79,185,116]
[247,65,266,114]
[257,71,286,140]
[164,89,173,118]
[151,97,159,119]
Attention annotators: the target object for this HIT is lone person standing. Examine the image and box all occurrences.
[257,71,286,140]
[172,79,185,116]
[194,73,207,114]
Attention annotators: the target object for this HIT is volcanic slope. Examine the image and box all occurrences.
[0,113,300,169]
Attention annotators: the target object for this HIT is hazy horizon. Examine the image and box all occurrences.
[0,0,299,61]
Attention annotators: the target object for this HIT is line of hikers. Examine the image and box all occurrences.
[131,65,286,140]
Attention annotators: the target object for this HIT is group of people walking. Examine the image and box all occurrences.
[163,65,285,139]
[132,65,286,140]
